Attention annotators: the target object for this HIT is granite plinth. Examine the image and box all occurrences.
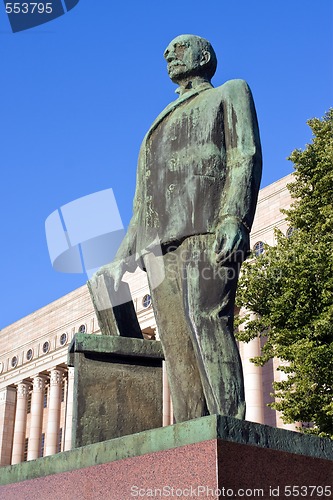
[0,416,332,499]
[68,334,164,447]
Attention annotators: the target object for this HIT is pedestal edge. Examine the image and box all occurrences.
[68,334,164,366]
[0,415,332,486]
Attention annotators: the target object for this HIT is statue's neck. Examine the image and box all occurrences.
[175,76,211,96]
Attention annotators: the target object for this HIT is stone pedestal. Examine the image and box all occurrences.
[68,334,164,448]
[0,416,332,499]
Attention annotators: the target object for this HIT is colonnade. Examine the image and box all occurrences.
[9,367,74,465]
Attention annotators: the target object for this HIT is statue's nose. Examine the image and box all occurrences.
[165,50,175,63]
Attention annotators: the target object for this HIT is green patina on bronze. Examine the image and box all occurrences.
[88,34,262,423]
[68,334,164,448]
[87,276,143,338]
[68,333,163,364]
[0,416,332,486]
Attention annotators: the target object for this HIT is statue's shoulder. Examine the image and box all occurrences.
[212,79,254,110]
[196,80,248,104]
[215,79,250,96]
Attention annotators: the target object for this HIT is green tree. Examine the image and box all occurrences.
[236,109,333,438]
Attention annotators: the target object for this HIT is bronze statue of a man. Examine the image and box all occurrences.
[91,34,262,422]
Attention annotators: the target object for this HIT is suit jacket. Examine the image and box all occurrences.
[118,79,262,265]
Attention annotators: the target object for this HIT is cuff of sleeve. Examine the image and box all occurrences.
[221,215,250,232]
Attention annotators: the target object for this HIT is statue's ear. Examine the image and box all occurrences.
[200,50,211,67]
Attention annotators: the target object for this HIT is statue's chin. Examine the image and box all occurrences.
[168,65,204,85]
[169,72,191,86]
[168,69,184,80]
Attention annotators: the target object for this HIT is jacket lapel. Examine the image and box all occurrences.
[145,83,213,142]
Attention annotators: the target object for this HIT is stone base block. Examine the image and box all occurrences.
[0,416,332,499]
[68,334,164,447]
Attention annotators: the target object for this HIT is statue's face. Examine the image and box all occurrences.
[164,36,203,83]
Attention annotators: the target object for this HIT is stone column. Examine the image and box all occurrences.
[169,393,174,425]
[0,386,16,466]
[64,367,74,451]
[27,375,46,461]
[11,382,30,464]
[238,310,264,424]
[241,337,264,423]
[45,368,63,456]
[162,361,172,426]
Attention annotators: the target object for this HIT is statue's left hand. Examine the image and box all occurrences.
[213,218,249,265]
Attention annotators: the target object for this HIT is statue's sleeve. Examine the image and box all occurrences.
[113,141,145,269]
[220,79,262,231]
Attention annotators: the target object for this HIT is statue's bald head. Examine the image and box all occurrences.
[164,34,217,83]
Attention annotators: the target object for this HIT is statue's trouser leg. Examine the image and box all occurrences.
[182,235,245,419]
[145,234,245,422]
[144,246,208,422]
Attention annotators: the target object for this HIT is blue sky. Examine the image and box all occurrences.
[0,0,332,328]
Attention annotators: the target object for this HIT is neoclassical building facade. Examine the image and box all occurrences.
[0,174,296,467]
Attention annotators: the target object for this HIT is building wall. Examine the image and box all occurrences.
[251,173,293,246]
[0,174,296,466]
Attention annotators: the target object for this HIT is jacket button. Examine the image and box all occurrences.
[168,184,175,192]
[168,158,176,169]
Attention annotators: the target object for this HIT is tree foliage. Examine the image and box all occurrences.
[236,109,333,438]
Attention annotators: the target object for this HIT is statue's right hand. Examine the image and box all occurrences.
[95,260,126,292]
